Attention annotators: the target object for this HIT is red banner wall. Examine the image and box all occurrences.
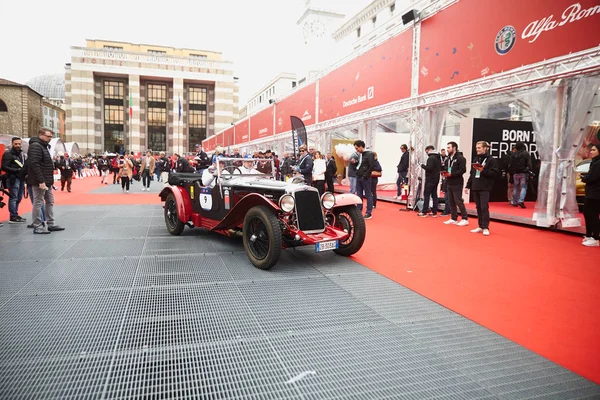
[319,29,413,121]
[222,127,234,149]
[419,0,600,94]
[234,119,250,145]
[275,83,316,134]
[250,106,275,141]
[203,136,215,152]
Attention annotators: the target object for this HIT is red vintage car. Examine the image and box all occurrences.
[159,158,366,269]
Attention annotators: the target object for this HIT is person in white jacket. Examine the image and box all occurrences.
[312,151,327,195]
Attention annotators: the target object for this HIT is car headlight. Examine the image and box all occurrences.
[279,194,295,213]
[321,192,335,210]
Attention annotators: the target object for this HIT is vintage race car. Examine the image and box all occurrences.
[159,157,366,269]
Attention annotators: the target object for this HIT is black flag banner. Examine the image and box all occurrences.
[290,116,308,159]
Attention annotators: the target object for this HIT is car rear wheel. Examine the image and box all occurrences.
[333,206,366,257]
[243,206,282,270]
[164,193,185,236]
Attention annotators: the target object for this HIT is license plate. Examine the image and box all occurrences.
[315,240,338,252]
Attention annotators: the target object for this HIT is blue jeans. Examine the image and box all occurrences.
[512,173,528,204]
[28,184,46,222]
[8,178,25,218]
[349,176,357,195]
[356,177,373,215]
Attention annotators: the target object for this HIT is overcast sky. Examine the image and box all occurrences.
[1,0,368,104]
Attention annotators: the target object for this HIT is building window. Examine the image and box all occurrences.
[188,87,208,152]
[104,45,123,50]
[105,105,124,124]
[148,49,166,54]
[190,54,207,59]
[390,3,395,14]
[147,83,167,152]
[357,27,361,38]
[147,108,166,126]
[147,84,167,102]
[104,81,124,99]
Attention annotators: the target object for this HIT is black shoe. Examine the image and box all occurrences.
[8,216,26,224]
[47,225,65,232]
[61,188,64,191]
[518,203,526,209]
[512,203,519,207]
[27,224,34,229]
[364,213,372,219]
[33,228,51,234]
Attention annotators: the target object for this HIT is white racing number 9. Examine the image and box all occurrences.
[200,193,212,211]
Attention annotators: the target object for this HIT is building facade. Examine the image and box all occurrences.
[0,78,43,138]
[65,40,239,155]
[42,101,66,140]
[245,73,297,115]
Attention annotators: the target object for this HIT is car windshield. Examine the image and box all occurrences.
[216,157,276,179]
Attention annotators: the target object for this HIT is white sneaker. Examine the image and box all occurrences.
[126,190,129,194]
[582,236,592,243]
[582,239,599,247]
[444,219,457,225]
[470,228,483,233]
[483,229,490,236]
[457,219,469,227]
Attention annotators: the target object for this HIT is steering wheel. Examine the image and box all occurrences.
[223,166,242,176]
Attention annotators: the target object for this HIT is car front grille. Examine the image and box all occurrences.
[294,189,325,233]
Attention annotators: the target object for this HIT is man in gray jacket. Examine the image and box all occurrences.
[27,129,65,234]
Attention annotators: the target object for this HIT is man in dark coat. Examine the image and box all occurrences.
[325,152,337,193]
[57,153,75,192]
[295,145,313,184]
[27,129,65,234]
[354,140,376,219]
[395,144,409,198]
[443,141,469,226]
[466,141,499,235]
[1,136,27,223]
[418,145,441,217]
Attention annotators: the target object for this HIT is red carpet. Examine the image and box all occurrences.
[352,201,600,384]
[2,179,598,384]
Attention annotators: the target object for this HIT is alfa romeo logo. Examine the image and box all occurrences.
[495,26,516,55]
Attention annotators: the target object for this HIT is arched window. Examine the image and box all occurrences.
[0,99,7,112]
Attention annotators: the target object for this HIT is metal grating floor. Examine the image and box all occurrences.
[0,205,598,399]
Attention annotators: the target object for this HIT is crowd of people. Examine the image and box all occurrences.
[1,130,598,245]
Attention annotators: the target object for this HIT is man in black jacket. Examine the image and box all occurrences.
[354,140,375,219]
[175,153,194,173]
[195,145,211,174]
[27,129,65,234]
[466,141,499,235]
[57,153,75,192]
[1,137,27,223]
[395,144,409,199]
[443,141,469,226]
[325,152,337,193]
[295,145,313,184]
[418,145,441,217]
[508,141,532,208]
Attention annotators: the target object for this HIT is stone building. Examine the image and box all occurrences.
[0,78,43,138]
[65,40,240,155]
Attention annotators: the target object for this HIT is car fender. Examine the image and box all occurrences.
[333,193,362,207]
[212,193,280,231]
[159,186,193,223]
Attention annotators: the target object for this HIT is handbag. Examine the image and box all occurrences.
[371,170,382,178]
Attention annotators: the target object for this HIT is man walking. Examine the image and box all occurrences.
[394,144,409,199]
[443,141,469,226]
[508,142,532,208]
[418,145,441,217]
[158,152,170,184]
[98,154,110,184]
[354,140,375,220]
[1,136,27,223]
[27,129,65,234]
[466,141,499,236]
[140,151,156,191]
[58,153,75,192]
[325,152,337,193]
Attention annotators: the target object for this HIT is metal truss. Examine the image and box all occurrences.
[407,16,424,210]
[419,48,600,108]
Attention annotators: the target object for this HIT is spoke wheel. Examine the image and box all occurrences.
[333,206,365,257]
[164,193,185,235]
[243,206,282,270]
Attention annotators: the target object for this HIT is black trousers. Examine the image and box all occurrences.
[60,175,72,191]
[447,185,468,221]
[371,178,378,207]
[142,170,151,188]
[422,182,439,214]
[314,180,325,196]
[121,176,130,191]
[326,175,334,193]
[472,190,491,229]
[584,198,600,240]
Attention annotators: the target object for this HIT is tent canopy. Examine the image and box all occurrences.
[64,142,80,156]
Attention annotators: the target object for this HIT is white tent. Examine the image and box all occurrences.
[20,138,66,157]
[0,135,28,153]
[64,142,81,156]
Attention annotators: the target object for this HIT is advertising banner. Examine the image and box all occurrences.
[471,118,540,202]
[290,116,309,158]
[319,29,413,121]
[234,119,250,145]
[275,83,316,134]
[250,106,275,141]
[203,136,216,152]
[419,0,600,94]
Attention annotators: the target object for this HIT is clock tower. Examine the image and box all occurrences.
[297,0,345,75]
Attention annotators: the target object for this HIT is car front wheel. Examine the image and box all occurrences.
[164,193,185,236]
[243,206,282,270]
[333,206,366,257]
